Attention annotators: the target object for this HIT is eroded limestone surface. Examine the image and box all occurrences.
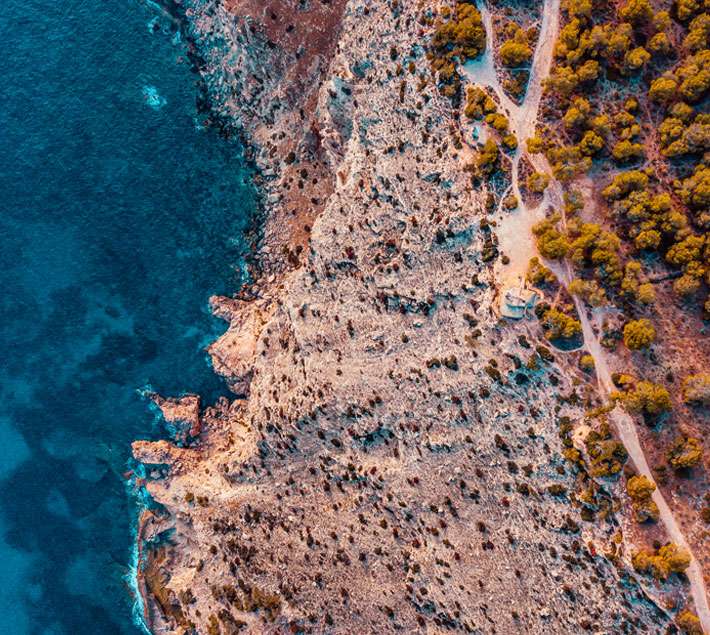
[133,1,677,632]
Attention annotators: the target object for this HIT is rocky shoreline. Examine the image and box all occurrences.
[131,1,699,633]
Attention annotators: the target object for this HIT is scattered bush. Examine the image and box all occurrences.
[632,543,691,580]
[526,171,550,193]
[681,372,710,405]
[586,424,628,477]
[626,475,659,522]
[527,257,557,285]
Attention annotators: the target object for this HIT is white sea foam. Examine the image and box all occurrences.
[142,85,167,110]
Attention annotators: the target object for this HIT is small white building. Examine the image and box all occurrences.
[500,278,539,319]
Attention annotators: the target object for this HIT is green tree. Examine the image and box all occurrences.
[619,0,653,23]
[526,135,545,153]
[526,171,550,193]
[563,0,593,18]
[623,319,656,350]
[533,216,570,259]
[527,257,557,285]
[615,379,672,415]
[624,46,650,72]
[649,76,678,103]
[500,40,532,66]
[569,278,607,306]
[577,59,601,82]
[485,112,510,132]
[627,474,655,500]
[541,308,582,340]
[634,229,661,250]
[648,32,671,55]
[676,0,702,21]
[683,13,709,52]
[563,97,590,129]
[546,65,578,97]
[668,436,703,469]
[579,130,605,155]
[677,50,710,102]
[674,274,702,297]
[632,544,691,580]
[432,3,486,59]
[476,139,500,175]
[626,475,659,523]
[464,85,497,119]
[677,164,710,211]
[602,170,648,199]
[612,139,644,161]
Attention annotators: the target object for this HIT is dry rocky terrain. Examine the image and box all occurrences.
[131,0,707,633]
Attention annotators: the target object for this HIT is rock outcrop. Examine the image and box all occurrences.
[132,1,677,633]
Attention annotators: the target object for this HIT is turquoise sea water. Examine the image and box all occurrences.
[0,1,254,632]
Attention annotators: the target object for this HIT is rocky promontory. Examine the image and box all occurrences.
[132,1,708,633]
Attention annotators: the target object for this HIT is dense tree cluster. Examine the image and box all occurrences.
[430,2,487,98]
[537,0,710,311]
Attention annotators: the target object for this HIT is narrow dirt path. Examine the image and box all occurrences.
[463,1,710,628]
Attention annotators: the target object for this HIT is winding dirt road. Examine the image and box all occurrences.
[463,1,710,628]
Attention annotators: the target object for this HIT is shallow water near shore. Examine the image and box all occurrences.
[0,1,254,632]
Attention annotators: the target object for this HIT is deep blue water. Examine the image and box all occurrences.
[0,1,255,632]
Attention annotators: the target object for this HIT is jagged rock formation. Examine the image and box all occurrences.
[133,1,680,633]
